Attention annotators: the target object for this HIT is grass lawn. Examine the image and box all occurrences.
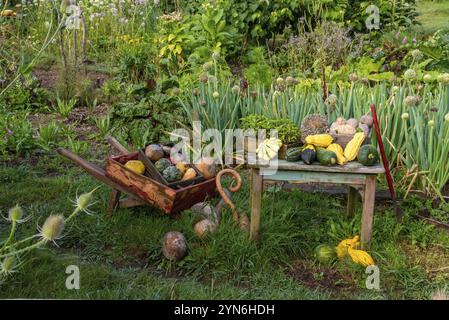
[1,150,449,299]
[416,0,449,34]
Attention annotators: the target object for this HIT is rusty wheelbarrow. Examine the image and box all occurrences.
[57,137,217,216]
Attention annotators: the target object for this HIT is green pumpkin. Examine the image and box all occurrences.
[162,166,182,182]
[316,148,337,165]
[285,147,301,162]
[155,158,171,173]
[357,145,379,166]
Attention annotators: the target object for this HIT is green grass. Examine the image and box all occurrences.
[416,0,449,34]
[1,155,449,299]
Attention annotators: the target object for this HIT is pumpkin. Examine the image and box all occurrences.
[124,160,145,175]
[256,137,283,161]
[162,231,187,261]
[314,244,337,265]
[196,157,216,179]
[357,145,379,166]
[145,144,164,161]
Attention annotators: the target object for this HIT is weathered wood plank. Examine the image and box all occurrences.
[361,175,376,246]
[247,156,385,174]
[107,189,121,216]
[250,168,263,243]
[260,169,367,185]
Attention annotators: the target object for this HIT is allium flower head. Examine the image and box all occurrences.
[202,61,213,72]
[423,74,432,83]
[404,69,417,80]
[445,113,449,123]
[401,113,409,121]
[438,73,449,84]
[276,77,284,86]
[212,91,220,99]
[404,95,421,107]
[231,85,240,95]
[428,120,435,128]
[349,73,358,82]
[411,49,423,61]
[326,94,338,106]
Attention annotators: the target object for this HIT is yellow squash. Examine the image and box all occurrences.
[336,235,360,259]
[344,132,365,161]
[305,134,333,148]
[348,246,375,267]
[327,143,347,165]
[124,160,145,175]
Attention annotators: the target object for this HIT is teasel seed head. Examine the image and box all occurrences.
[39,215,65,243]
[8,204,24,222]
[0,256,16,275]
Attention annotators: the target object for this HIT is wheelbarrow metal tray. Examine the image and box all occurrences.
[105,152,216,214]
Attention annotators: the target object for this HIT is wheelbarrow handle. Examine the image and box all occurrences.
[106,136,129,155]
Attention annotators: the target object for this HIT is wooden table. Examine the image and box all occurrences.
[247,159,385,245]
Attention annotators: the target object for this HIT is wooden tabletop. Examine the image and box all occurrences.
[246,156,385,174]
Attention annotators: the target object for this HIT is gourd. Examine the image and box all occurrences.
[304,134,333,148]
[256,138,283,161]
[327,143,347,165]
[316,148,337,165]
[124,160,145,174]
[182,168,197,180]
[357,145,379,166]
[154,158,172,173]
[176,162,188,175]
[162,166,182,182]
[196,157,216,179]
[300,145,316,164]
[145,144,164,161]
[285,147,301,162]
[162,231,187,261]
[360,115,374,128]
[344,132,365,161]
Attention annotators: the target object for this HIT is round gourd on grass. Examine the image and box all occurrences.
[314,244,337,265]
[357,145,379,166]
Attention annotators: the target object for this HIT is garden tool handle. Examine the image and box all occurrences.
[370,104,397,202]
[216,169,242,223]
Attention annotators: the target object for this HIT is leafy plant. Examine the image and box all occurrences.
[55,97,77,117]
[36,120,60,151]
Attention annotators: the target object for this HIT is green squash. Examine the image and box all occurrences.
[155,158,172,173]
[316,148,337,165]
[162,166,182,182]
[285,147,301,162]
[314,244,337,265]
[300,145,316,164]
[357,145,379,166]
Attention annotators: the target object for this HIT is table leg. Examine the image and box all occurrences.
[250,168,263,242]
[361,176,376,246]
[107,189,120,216]
[347,186,358,217]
